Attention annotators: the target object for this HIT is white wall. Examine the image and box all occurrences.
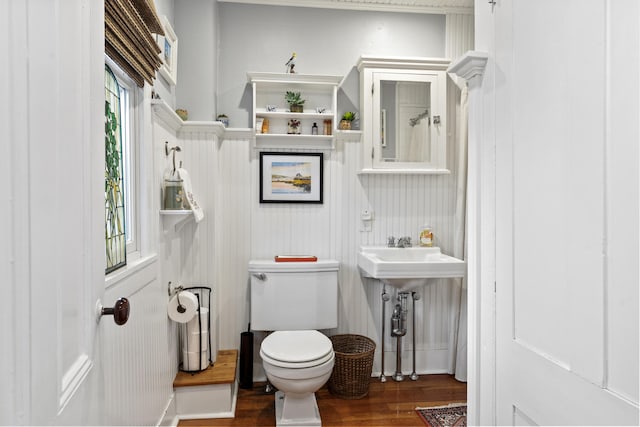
[175,0,219,121]
[203,4,446,126]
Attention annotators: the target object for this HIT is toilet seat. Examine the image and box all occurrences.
[261,330,333,369]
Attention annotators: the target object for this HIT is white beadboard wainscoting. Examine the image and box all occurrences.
[102,257,175,426]
[162,118,463,377]
[152,107,228,424]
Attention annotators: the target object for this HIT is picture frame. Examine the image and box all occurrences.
[157,16,178,86]
[259,152,323,204]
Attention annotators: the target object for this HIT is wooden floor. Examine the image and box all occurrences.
[179,374,466,427]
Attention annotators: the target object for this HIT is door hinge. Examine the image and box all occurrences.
[494,281,496,293]
[371,83,374,95]
[371,147,375,159]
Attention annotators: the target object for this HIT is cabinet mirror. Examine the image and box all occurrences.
[358,56,450,173]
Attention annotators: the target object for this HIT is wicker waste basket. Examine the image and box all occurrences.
[328,334,376,399]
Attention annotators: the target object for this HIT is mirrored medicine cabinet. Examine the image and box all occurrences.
[357,56,450,174]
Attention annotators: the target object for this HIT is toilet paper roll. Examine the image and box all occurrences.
[182,349,209,371]
[167,291,198,323]
[183,330,209,353]
[186,307,209,335]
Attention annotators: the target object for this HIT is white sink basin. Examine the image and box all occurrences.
[357,246,466,291]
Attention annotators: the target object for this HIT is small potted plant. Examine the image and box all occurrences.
[339,111,357,130]
[285,91,306,113]
[175,109,188,121]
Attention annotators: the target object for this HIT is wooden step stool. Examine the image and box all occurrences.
[173,349,238,420]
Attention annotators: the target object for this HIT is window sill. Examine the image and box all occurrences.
[105,253,158,291]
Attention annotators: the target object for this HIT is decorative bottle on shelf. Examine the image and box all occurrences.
[419,225,433,247]
[323,119,332,135]
[312,122,318,135]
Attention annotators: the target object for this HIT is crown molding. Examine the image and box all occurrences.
[217,0,473,15]
[447,51,488,82]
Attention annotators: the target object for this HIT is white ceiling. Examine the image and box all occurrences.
[217,0,474,15]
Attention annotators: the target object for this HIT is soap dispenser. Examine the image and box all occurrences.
[419,225,433,247]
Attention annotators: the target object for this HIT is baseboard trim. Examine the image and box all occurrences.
[174,380,238,421]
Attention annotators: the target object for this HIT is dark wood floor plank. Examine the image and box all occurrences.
[178,374,466,426]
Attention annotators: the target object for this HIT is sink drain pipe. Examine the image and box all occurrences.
[391,292,410,381]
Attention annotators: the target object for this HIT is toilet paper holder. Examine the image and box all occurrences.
[168,281,185,296]
[168,282,188,313]
[168,282,213,372]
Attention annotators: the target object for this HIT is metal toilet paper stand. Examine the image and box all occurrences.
[169,283,212,372]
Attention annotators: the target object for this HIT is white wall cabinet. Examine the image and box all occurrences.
[358,56,449,173]
[248,72,342,149]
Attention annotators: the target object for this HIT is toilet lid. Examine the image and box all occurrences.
[261,330,333,364]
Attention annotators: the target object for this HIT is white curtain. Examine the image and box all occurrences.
[448,83,468,381]
[445,13,473,382]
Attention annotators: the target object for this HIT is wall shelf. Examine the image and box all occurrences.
[160,210,193,233]
[254,133,335,149]
[248,72,342,150]
[151,99,225,137]
[255,109,334,120]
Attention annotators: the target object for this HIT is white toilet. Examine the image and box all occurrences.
[249,259,339,427]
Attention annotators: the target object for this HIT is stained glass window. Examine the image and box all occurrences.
[105,66,127,273]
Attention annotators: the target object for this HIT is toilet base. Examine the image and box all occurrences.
[274,390,322,426]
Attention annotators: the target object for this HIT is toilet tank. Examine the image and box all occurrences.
[249,260,339,331]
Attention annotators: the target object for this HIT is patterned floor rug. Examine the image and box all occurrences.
[416,403,467,427]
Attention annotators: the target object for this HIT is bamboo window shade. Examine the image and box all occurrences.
[105,0,165,87]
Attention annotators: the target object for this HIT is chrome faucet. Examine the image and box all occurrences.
[387,236,412,248]
[396,236,412,248]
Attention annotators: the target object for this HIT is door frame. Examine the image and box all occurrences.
[448,49,496,426]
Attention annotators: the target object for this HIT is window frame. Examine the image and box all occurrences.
[105,57,142,266]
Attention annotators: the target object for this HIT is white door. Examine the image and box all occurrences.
[1,1,111,425]
[493,1,639,424]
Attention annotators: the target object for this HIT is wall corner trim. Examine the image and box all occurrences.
[447,51,489,82]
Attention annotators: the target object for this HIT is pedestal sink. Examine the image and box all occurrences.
[357,246,466,291]
[358,245,466,383]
